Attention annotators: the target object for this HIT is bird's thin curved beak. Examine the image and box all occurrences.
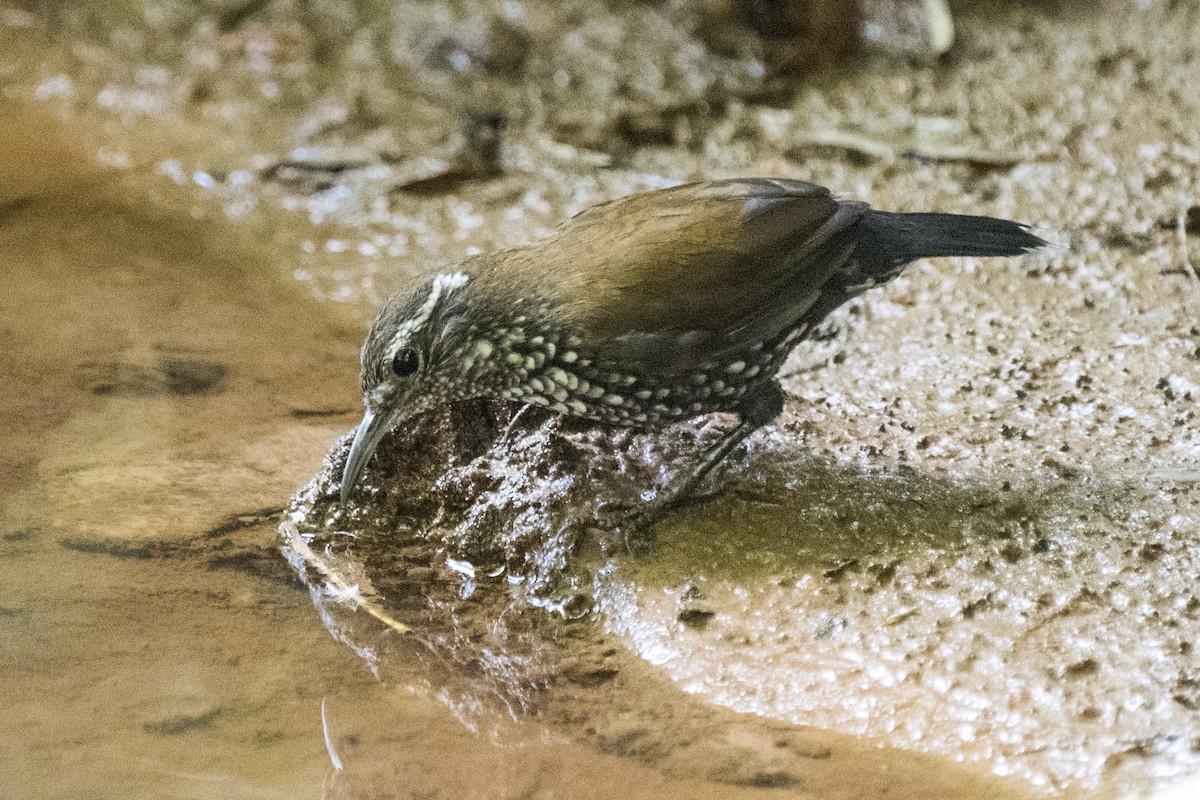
[340,406,389,504]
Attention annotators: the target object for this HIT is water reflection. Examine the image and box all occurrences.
[279,403,652,729]
[8,0,1200,788]
[280,409,1045,798]
[0,99,1024,800]
[284,397,1200,795]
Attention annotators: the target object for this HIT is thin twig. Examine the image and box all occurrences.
[778,359,831,381]
[282,521,411,634]
[1177,205,1199,284]
[790,127,1032,168]
[321,698,344,771]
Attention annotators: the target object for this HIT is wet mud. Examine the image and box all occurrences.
[0,98,1026,800]
[3,2,1200,799]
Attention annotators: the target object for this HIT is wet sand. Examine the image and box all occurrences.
[0,104,1029,799]
[3,2,1200,798]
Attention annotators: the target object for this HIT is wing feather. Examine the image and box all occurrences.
[490,179,867,372]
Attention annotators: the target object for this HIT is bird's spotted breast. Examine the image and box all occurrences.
[490,325,794,428]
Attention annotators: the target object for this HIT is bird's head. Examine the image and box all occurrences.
[340,271,482,503]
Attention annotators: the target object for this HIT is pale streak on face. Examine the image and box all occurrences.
[342,273,471,503]
[381,271,470,367]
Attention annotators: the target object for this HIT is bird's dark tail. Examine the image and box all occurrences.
[856,210,1045,276]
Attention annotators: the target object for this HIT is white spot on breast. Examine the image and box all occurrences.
[603,393,624,405]
[552,368,578,390]
[552,387,568,402]
[586,385,605,399]
[654,388,670,400]
[506,352,523,365]
[529,378,546,393]
[567,399,588,414]
[726,360,746,374]
[473,340,494,359]
[561,351,578,363]
[550,401,569,414]
[635,389,652,400]
[744,365,761,378]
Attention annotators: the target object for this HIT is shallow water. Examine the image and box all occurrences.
[0,102,1027,800]
[4,2,1200,798]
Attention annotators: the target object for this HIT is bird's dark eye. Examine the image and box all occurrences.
[391,347,420,377]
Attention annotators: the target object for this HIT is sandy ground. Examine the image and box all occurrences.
[0,100,1028,800]
[2,1,1200,798]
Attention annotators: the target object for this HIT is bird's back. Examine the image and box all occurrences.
[479,178,867,372]
[465,177,1041,377]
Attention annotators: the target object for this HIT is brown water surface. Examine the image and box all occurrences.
[0,103,1029,800]
[5,2,1200,798]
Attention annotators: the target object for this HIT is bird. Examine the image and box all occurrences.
[339,177,1044,525]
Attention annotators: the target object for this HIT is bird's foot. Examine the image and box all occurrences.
[591,497,664,552]
[609,480,720,550]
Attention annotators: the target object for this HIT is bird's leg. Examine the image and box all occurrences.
[621,380,785,536]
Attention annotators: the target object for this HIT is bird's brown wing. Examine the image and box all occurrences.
[521,178,868,373]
